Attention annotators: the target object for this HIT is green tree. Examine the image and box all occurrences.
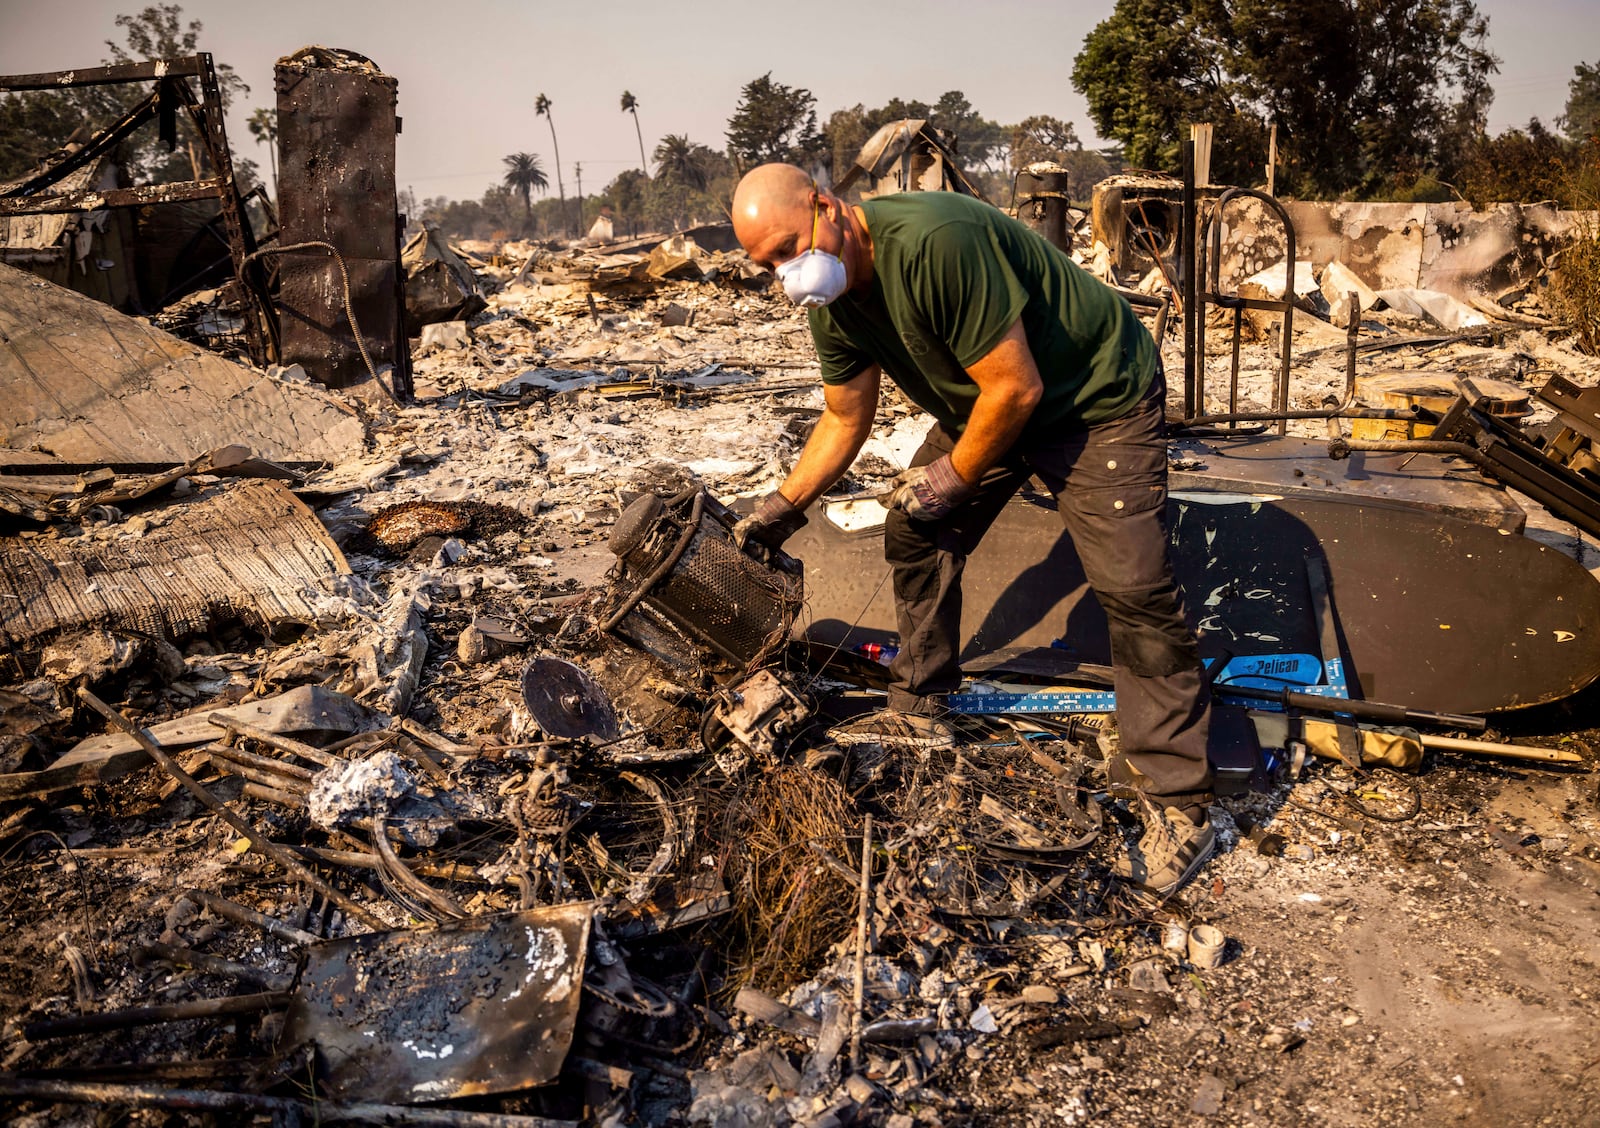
[928,91,1007,171]
[502,152,548,230]
[246,107,276,195]
[0,91,81,179]
[725,73,824,170]
[1009,115,1081,171]
[1072,0,1498,198]
[0,4,249,184]
[620,90,650,177]
[599,168,650,237]
[102,4,251,182]
[1561,60,1600,143]
[535,93,569,234]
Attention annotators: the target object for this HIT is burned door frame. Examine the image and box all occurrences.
[0,54,275,366]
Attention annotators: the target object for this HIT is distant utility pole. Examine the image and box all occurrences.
[575,163,584,234]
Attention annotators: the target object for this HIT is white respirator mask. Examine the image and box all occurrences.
[775,194,848,308]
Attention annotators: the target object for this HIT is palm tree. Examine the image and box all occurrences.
[653,134,710,191]
[535,93,568,233]
[620,90,650,178]
[502,152,548,228]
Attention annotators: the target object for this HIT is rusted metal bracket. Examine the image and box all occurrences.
[0,54,274,365]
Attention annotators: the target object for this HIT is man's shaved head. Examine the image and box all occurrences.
[732,162,874,290]
[732,163,819,265]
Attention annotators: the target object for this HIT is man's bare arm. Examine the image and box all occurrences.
[948,318,1043,484]
[777,366,882,508]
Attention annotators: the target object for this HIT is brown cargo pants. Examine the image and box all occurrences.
[882,370,1215,811]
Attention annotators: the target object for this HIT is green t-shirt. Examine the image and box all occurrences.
[809,192,1155,440]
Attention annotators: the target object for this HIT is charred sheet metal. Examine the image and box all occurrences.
[282,904,591,1102]
[787,452,1600,714]
[1091,173,1189,276]
[402,224,487,327]
[0,262,364,465]
[274,47,411,395]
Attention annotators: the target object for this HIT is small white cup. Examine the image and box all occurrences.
[1188,923,1226,968]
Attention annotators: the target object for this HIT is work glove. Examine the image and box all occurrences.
[880,455,976,522]
[732,491,808,550]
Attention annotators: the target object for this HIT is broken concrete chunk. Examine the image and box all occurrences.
[1374,287,1490,331]
[1318,259,1380,326]
[418,319,470,353]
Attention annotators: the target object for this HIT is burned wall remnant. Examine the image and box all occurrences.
[834,119,986,201]
[274,47,410,395]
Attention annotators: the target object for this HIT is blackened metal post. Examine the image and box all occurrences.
[1180,141,1197,419]
[274,48,411,396]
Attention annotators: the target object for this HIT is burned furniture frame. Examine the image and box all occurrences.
[1172,140,1419,438]
[0,54,275,366]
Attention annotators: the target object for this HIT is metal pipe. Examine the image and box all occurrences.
[1420,734,1585,764]
[1181,140,1197,419]
[76,689,382,929]
[206,714,343,768]
[183,889,320,947]
[1327,436,1490,470]
[203,741,316,781]
[1202,187,1297,437]
[239,781,307,807]
[1220,683,1486,731]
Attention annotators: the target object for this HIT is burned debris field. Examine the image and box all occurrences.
[5,15,1600,1128]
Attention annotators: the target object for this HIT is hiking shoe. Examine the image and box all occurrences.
[1113,804,1216,897]
[827,709,957,751]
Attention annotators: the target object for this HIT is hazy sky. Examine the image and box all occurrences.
[2,0,1596,202]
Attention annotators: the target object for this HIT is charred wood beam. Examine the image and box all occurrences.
[22,992,290,1041]
[0,1076,580,1127]
[0,56,209,91]
[133,942,295,991]
[0,179,228,216]
[183,890,319,947]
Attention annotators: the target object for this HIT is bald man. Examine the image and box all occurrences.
[731,163,1214,896]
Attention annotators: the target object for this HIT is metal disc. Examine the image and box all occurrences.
[520,657,620,741]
